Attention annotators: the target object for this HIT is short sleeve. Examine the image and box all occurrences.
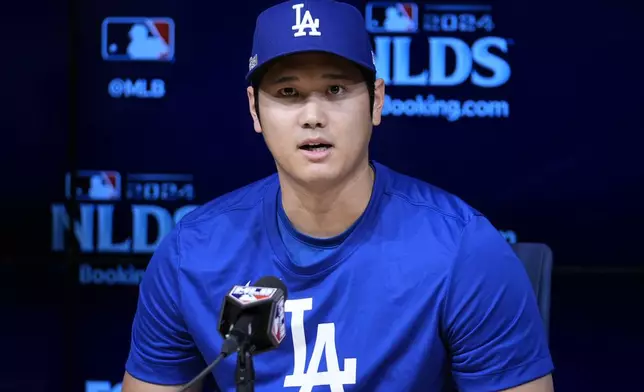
[443,214,554,391]
[125,222,204,385]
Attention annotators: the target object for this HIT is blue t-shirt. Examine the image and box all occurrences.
[125,161,554,391]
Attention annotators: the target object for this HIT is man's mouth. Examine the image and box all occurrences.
[299,143,333,152]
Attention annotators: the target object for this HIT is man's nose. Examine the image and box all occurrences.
[298,96,328,130]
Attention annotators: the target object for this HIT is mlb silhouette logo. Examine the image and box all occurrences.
[365,2,418,33]
[271,297,286,344]
[229,286,277,305]
[101,17,175,61]
[65,170,122,201]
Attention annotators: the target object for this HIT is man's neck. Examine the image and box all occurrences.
[278,162,375,238]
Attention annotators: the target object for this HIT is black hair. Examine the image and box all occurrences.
[250,65,376,123]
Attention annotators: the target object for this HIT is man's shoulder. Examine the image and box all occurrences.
[180,173,278,228]
[378,162,480,226]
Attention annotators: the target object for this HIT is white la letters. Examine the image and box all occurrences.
[284,298,357,391]
[292,4,321,37]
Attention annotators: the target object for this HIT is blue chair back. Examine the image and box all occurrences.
[511,242,553,340]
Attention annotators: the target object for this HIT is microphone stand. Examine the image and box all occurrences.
[235,343,255,392]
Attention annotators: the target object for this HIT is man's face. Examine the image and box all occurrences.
[247,52,384,187]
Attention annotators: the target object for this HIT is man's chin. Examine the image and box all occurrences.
[299,169,339,183]
[290,165,343,187]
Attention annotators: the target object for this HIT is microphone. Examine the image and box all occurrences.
[177,276,288,392]
[219,275,288,355]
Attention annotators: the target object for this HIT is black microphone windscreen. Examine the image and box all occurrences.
[253,276,288,300]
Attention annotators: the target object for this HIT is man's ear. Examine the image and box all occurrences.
[371,78,385,126]
[247,86,262,133]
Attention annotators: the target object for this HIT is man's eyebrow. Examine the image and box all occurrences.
[320,73,353,80]
[271,75,299,84]
[269,73,354,84]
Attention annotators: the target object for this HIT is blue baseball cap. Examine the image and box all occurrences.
[246,0,376,83]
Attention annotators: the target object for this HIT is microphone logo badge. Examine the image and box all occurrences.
[271,296,287,344]
[229,285,277,305]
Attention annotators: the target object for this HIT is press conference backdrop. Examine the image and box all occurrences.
[3,0,643,390]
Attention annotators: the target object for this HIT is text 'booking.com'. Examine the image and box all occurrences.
[382,94,510,121]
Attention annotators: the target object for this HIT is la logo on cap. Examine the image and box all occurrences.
[292,3,321,37]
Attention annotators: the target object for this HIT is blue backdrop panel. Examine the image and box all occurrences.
[2,0,643,391]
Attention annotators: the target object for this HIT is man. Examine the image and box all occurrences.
[122,1,555,391]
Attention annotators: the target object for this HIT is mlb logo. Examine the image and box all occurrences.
[271,297,286,344]
[65,170,121,201]
[101,17,175,61]
[365,2,418,33]
[229,286,277,305]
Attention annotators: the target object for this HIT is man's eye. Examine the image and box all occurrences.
[279,88,297,96]
[328,85,345,95]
